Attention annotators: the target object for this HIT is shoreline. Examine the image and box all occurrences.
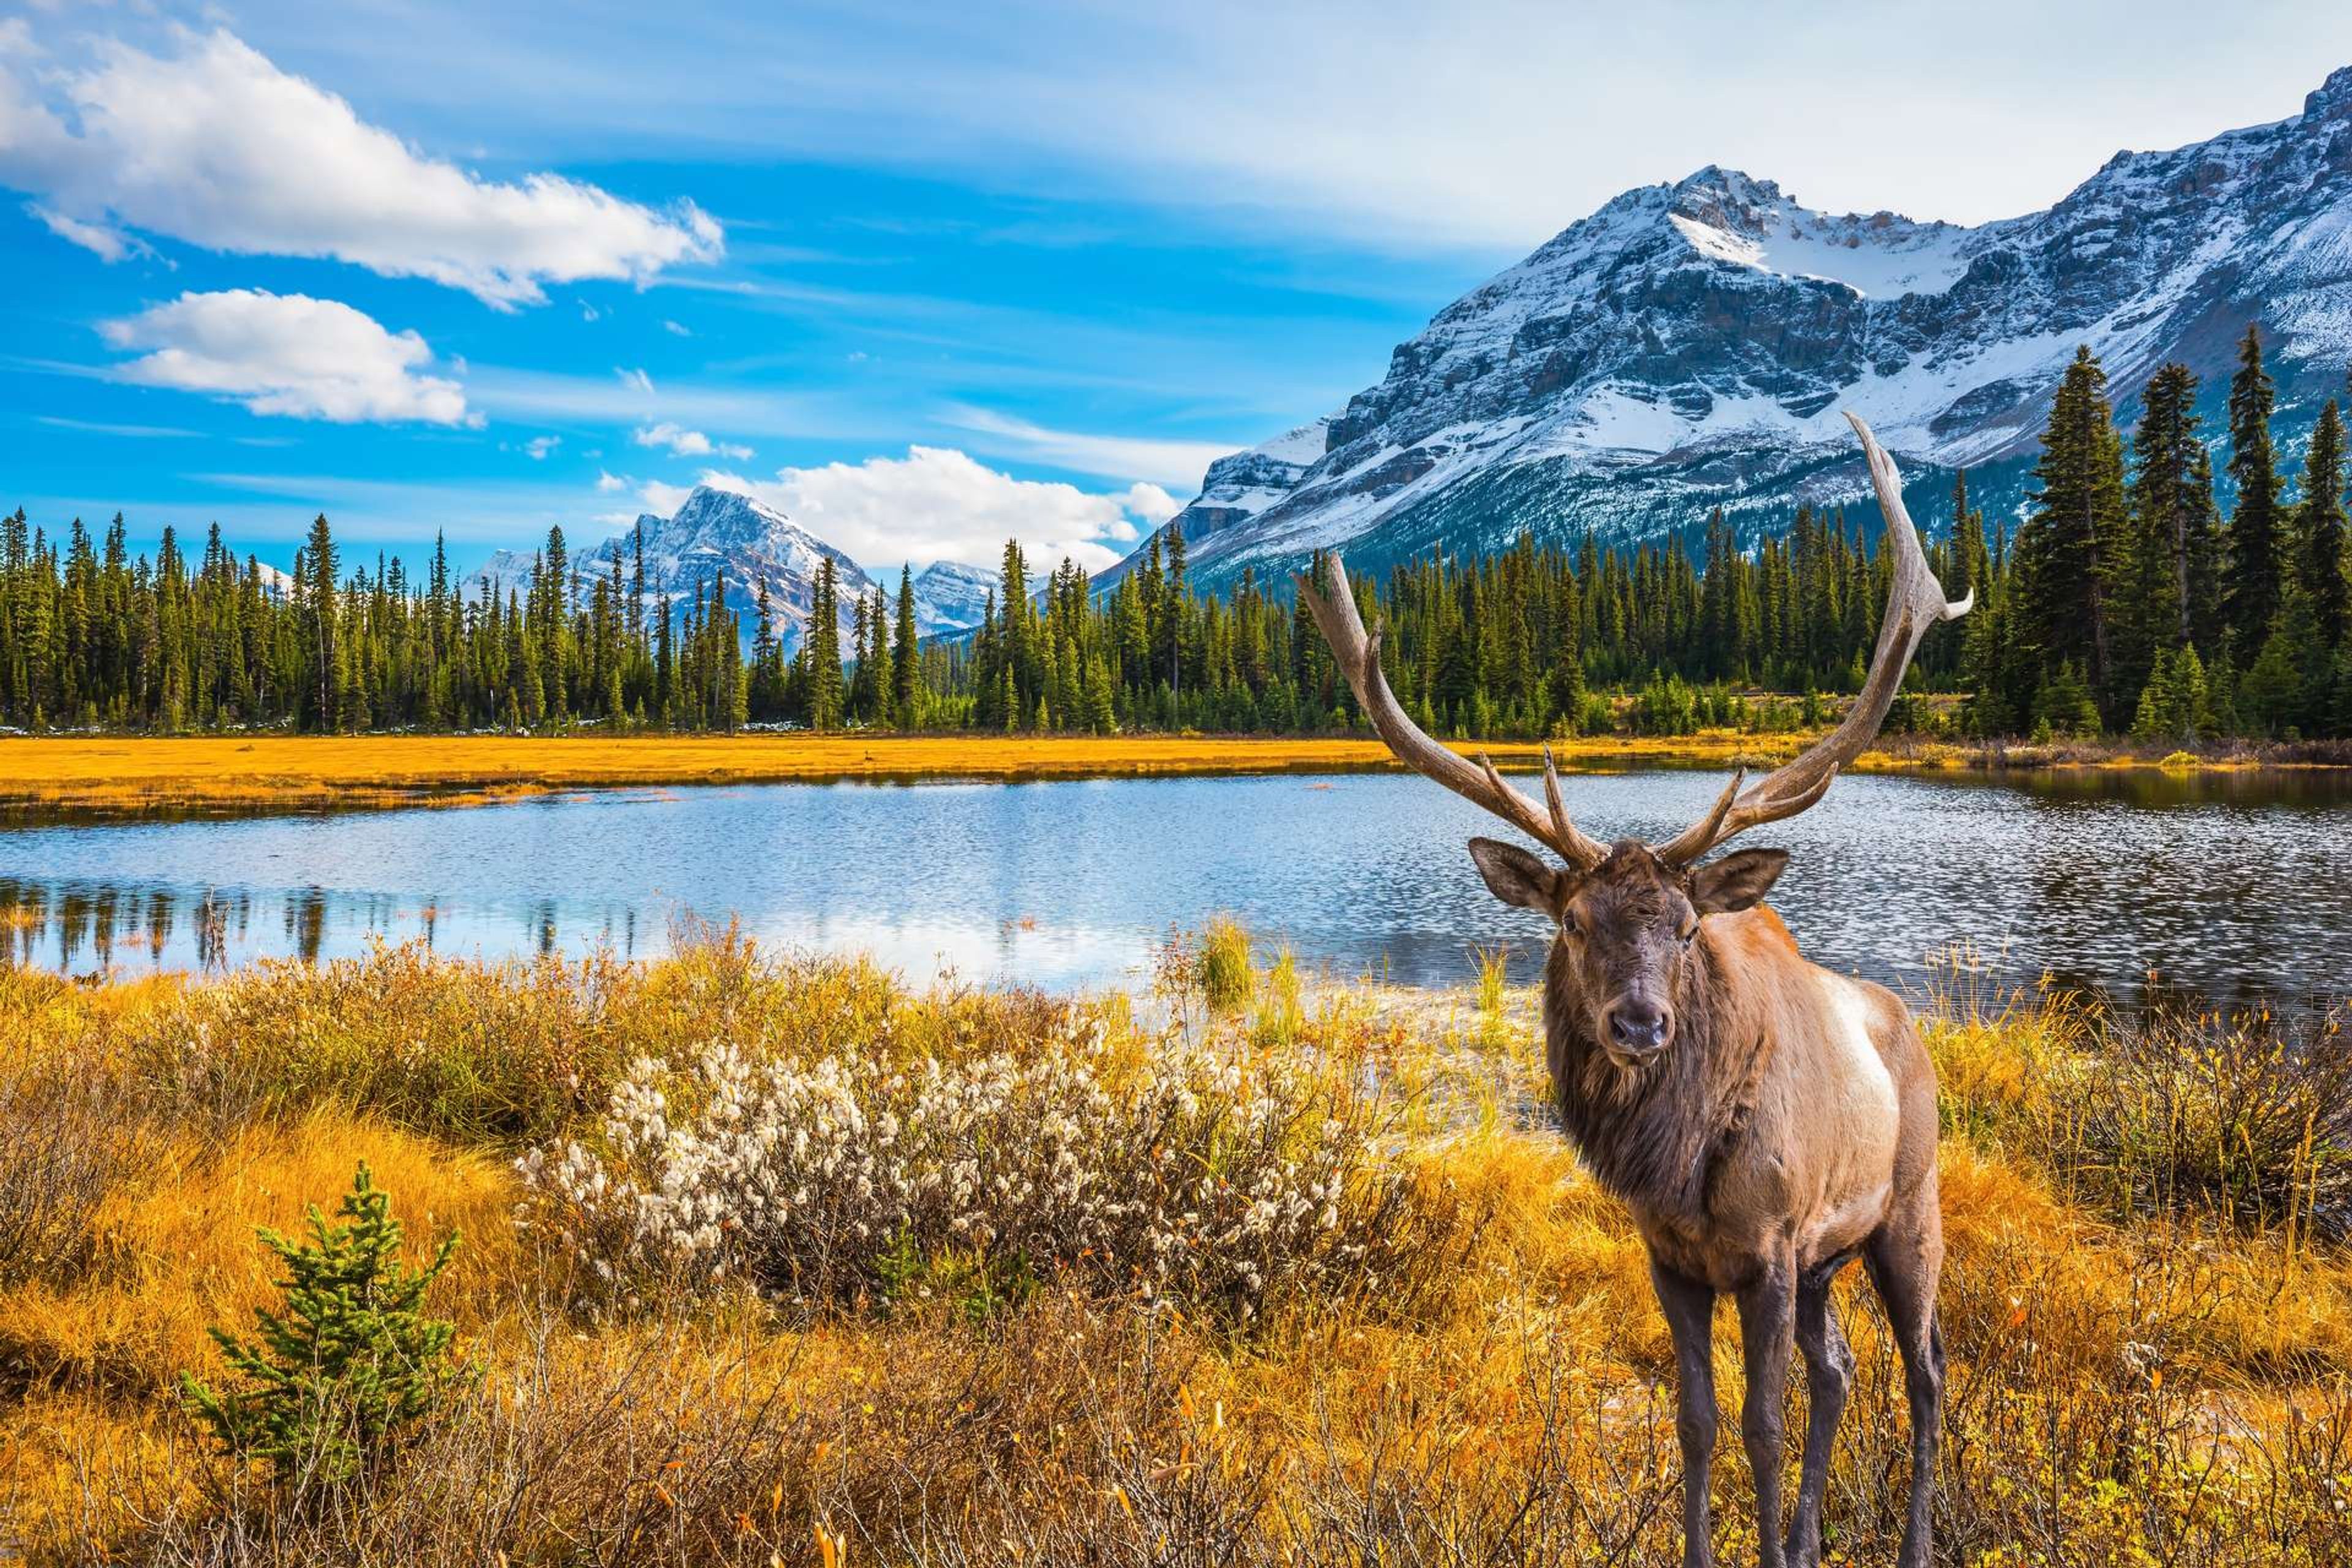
[1,729,2345,818]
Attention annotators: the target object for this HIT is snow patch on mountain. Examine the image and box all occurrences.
[1117,66,2352,588]
[468,485,1034,650]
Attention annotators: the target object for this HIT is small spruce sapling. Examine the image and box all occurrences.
[181,1162,464,1485]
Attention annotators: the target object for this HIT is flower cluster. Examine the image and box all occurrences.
[519,1016,1390,1319]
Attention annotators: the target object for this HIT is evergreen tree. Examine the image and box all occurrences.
[2126,363,2217,654]
[300,513,339,731]
[2015,347,2128,723]
[2297,397,2348,649]
[181,1164,464,1485]
[2225,325,2287,657]
[805,558,843,730]
[891,564,921,726]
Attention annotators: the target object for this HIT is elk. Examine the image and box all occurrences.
[1297,415,1969,1568]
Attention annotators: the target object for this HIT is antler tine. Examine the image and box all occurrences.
[1298,553,1610,870]
[1657,415,1971,866]
[1539,746,1577,849]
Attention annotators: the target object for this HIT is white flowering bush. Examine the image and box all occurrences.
[519,1013,1403,1319]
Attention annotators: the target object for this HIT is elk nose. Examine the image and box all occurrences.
[1607,999,1670,1054]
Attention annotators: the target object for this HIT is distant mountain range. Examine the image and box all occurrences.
[471,486,1013,652]
[1104,64,2352,590]
[468,67,2352,621]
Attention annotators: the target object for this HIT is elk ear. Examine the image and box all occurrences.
[1468,837,1564,913]
[1691,848,1789,914]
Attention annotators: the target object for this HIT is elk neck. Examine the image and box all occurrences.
[1539,919,1773,1228]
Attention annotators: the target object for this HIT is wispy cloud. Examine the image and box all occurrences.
[942,407,1227,491]
[34,414,202,439]
[177,470,597,549]
[633,421,752,460]
[200,4,2352,243]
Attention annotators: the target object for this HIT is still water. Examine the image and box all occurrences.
[2,767,2348,1005]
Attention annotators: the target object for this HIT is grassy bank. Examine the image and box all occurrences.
[0,732,1794,815]
[7,729,2343,819]
[1,937,2346,1564]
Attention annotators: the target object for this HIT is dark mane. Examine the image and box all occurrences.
[1542,933,1762,1224]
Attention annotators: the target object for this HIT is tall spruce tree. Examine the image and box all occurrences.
[2127,363,2218,651]
[805,557,843,730]
[891,564,920,725]
[2297,397,2348,649]
[2015,347,2128,722]
[2225,325,2287,656]
[300,513,339,731]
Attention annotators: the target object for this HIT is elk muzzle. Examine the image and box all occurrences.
[1602,993,1673,1059]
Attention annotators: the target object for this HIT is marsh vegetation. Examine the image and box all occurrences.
[0,932,2345,1564]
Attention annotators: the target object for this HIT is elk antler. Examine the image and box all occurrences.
[1656,413,1973,867]
[1297,552,1611,871]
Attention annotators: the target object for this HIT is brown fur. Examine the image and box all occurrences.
[1473,837,1945,1568]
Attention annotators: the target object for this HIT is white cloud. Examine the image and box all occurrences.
[638,478,697,517]
[943,406,1226,491]
[616,366,655,394]
[690,445,1170,572]
[0,28,722,307]
[595,469,627,493]
[524,434,560,459]
[634,420,751,460]
[1118,481,1181,524]
[662,318,692,336]
[100,288,475,425]
[28,200,146,260]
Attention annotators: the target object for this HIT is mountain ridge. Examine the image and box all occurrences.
[470,486,1009,650]
[1106,65,2352,590]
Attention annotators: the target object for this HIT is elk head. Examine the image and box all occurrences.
[1296,414,1970,1063]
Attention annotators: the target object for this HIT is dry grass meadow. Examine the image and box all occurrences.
[1,932,2346,1564]
[0,732,1815,815]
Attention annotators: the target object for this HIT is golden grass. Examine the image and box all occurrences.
[4,728,2320,819]
[1,941,2346,1564]
[0,730,1827,815]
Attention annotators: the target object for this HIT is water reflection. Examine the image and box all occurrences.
[1,769,2347,1007]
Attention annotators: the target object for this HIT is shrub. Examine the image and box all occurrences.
[0,1056,144,1287]
[2069,1003,2352,1239]
[520,1016,1400,1320]
[1197,917,1256,1016]
[181,1163,467,1486]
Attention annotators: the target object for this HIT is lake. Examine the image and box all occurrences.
[3,765,2350,1007]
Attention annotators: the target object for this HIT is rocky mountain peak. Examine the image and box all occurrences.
[2308,64,2352,119]
[1112,65,2352,594]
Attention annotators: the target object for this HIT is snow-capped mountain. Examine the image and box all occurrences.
[910,560,1019,633]
[470,486,1014,649]
[472,486,873,653]
[1116,65,2352,589]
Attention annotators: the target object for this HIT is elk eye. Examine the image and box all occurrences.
[1558,911,1580,938]
[1677,923,1698,947]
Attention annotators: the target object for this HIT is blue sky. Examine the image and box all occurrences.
[7,1,2351,577]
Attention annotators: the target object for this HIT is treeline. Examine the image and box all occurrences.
[1958,329,2351,742]
[1,323,2345,742]
[0,495,1964,739]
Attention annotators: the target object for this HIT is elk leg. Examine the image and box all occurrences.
[1735,1250,1795,1568]
[1650,1259,1719,1568]
[1785,1258,1855,1568]
[1864,1218,1945,1568]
